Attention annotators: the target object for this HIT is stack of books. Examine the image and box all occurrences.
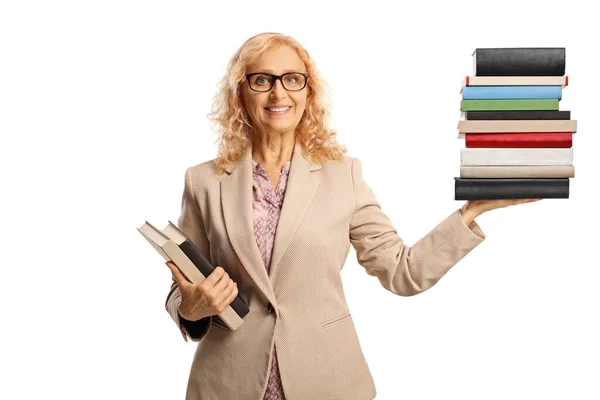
[454,47,576,200]
[138,220,249,331]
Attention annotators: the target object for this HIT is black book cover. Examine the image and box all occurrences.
[178,238,250,323]
[474,48,565,76]
[465,110,571,120]
[454,178,569,200]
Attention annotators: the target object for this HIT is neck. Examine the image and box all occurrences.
[251,131,295,168]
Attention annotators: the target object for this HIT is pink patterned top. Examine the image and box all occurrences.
[252,158,291,400]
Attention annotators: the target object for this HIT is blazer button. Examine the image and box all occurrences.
[267,302,275,313]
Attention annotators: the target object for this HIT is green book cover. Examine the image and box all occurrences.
[461,99,559,111]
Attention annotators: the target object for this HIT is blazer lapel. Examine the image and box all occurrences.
[221,141,321,306]
[269,142,321,282]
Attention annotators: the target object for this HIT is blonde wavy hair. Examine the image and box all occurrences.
[207,32,348,175]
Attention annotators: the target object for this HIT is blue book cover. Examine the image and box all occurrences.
[462,86,562,100]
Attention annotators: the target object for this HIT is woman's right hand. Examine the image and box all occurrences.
[165,261,238,321]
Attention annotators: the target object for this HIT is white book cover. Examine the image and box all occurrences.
[460,148,573,166]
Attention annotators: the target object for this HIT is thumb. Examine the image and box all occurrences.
[166,261,190,288]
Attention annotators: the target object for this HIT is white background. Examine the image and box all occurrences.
[2,1,599,399]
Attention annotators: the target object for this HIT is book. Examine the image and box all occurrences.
[462,110,571,120]
[460,165,575,179]
[454,177,569,200]
[454,47,574,201]
[473,47,566,76]
[461,99,559,111]
[461,85,562,100]
[138,220,249,331]
[457,120,577,134]
[462,76,568,87]
[465,132,573,148]
[460,148,573,166]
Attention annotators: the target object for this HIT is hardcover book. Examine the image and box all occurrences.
[457,120,577,134]
[460,148,573,166]
[462,110,571,120]
[462,76,568,87]
[459,165,575,179]
[464,132,573,148]
[461,99,559,111]
[473,47,566,76]
[461,85,562,100]
[138,220,250,331]
[455,177,569,200]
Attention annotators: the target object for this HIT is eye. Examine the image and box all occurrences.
[285,74,300,83]
[253,74,271,86]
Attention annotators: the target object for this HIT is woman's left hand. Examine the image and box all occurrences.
[460,198,542,225]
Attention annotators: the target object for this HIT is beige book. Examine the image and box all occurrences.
[460,165,575,178]
[457,120,577,135]
[461,76,568,88]
[138,221,244,331]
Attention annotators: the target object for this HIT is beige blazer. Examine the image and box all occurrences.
[165,141,486,400]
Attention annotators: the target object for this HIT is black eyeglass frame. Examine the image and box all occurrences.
[245,72,309,92]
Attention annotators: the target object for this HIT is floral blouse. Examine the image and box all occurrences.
[252,159,291,400]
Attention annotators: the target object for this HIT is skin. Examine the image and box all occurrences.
[242,45,308,190]
[166,45,309,322]
[461,198,541,226]
[166,44,541,321]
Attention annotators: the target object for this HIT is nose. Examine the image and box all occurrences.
[270,78,287,97]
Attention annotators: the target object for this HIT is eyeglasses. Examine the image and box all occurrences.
[245,72,309,92]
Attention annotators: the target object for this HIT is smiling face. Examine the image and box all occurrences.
[242,45,308,137]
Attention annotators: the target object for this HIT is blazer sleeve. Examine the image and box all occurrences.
[349,157,486,296]
[165,166,213,342]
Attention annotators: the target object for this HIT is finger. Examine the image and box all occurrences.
[166,261,191,288]
[222,279,237,299]
[227,281,239,303]
[220,281,238,309]
[165,261,182,283]
[480,199,507,210]
[203,266,227,289]
[213,270,233,294]
[520,198,541,203]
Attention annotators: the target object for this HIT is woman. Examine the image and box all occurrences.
[164,32,540,400]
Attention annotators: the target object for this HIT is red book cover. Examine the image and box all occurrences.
[465,132,573,148]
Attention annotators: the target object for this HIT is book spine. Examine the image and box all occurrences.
[460,148,573,165]
[459,165,575,179]
[458,120,576,133]
[461,99,559,111]
[465,132,572,148]
[454,178,569,200]
[465,110,571,120]
[474,48,566,76]
[463,76,568,87]
[462,85,562,100]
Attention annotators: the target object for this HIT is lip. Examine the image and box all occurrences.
[264,105,292,115]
